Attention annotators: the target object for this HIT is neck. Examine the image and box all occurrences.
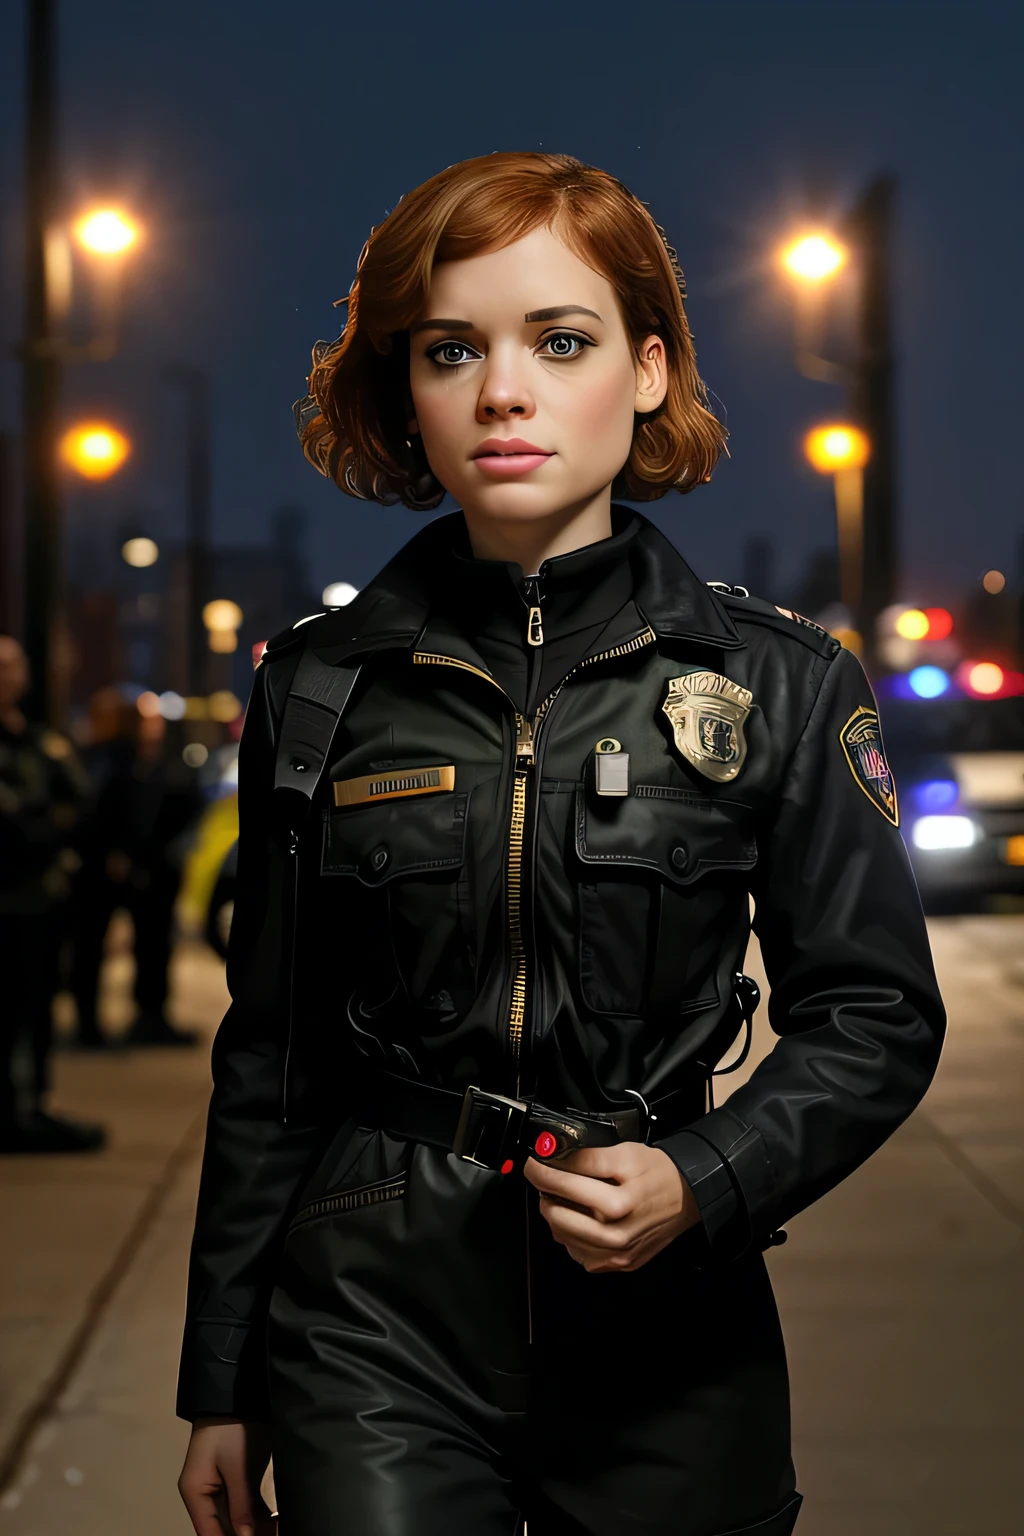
[461,485,614,572]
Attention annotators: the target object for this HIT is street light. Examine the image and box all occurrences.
[59,421,131,479]
[780,232,847,283]
[804,423,871,621]
[73,208,140,258]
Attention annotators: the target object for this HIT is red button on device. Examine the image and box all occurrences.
[500,1159,515,1176]
[534,1131,558,1158]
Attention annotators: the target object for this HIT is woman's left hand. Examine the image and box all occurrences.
[523,1142,701,1273]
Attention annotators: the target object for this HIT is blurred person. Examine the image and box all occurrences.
[0,635,105,1154]
[64,687,135,1048]
[70,705,204,1048]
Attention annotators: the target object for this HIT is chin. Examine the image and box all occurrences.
[456,474,613,524]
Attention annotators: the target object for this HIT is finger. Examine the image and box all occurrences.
[528,1163,633,1222]
[177,1476,233,1536]
[222,1455,275,1536]
[556,1143,648,1181]
[542,1199,639,1253]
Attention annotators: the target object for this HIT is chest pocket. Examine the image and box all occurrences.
[322,790,469,883]
[574,785,756,1019]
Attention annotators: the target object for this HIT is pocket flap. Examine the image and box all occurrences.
[323,791,469,884]
[575,784,756,885]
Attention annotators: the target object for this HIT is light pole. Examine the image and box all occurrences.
[20,0,141,721]
[164,365,213,698]
[779,180,898,675]
[804,423,872,640]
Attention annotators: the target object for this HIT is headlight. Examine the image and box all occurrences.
[911,815,978,850]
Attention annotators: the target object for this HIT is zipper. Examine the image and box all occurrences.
[507,713,534,1088]
[290,1173,408,1230]
[414,628,656,1370]
[413,628,656,1091]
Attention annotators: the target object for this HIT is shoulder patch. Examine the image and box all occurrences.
[840,706,899,826]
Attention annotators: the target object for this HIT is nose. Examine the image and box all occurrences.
[475,344,535,423]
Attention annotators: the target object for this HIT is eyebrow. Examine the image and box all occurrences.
[410,304,602,335]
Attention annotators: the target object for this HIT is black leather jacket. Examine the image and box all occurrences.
[176,509,945,1421]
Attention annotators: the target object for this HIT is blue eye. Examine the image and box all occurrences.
[427,341,479,367]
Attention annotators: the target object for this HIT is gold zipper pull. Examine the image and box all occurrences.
[527,606,544,647]
[515,714,535,762]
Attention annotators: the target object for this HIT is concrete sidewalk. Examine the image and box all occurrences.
[0,914,1022,1534]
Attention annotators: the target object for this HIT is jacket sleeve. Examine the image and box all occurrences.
[176,654,325,1421]
[663,645,946,1259]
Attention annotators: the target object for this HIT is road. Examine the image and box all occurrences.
[0,912,1022,1535]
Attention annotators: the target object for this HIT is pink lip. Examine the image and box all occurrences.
[474,453,552,477]
[471,437,554,478]
[471,437,553,459]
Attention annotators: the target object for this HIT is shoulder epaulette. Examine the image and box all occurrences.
[706,583,840,659]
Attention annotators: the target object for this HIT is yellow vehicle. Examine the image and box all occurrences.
[179,789,239,957]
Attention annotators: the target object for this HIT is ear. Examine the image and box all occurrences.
[633,334,668,415]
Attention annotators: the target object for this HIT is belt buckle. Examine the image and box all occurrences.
[453,1086,528,1169]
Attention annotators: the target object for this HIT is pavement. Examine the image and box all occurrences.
[0,911,1022,1534]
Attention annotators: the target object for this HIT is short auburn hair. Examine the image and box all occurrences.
[296,151,727,510]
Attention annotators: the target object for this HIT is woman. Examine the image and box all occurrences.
[177,152,945,1536]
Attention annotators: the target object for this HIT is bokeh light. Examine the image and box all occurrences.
[60,423,131,480]
[74,208,140,256]
[982,570,1005,594]
[780,233,847,281]
[182,742,209,768]
[202,599,243,632]
[922,607,953,640]
[913,779,958,814]
[908,665,950,698]
[208,690,243,723]
[804,424,871,474]
[967,662,1004,695]
[121,536,159,568]
[895,609,930,640]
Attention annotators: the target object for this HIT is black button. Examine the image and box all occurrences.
[292,759,308,772]
[370,845,389,872]
[670,843,689,872]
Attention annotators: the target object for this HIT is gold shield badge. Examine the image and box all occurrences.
[662,671,753,783]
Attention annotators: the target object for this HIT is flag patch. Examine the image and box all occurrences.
[839,707,898,826]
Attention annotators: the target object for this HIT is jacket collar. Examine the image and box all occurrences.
[308,506,743,666]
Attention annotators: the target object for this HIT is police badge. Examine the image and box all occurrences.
[839,706,899,826]
[662,672,753,783]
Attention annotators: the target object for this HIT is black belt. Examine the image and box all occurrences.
[352,974,761,1175]
[354,1068,709,1175]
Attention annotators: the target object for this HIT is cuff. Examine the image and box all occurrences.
[661,1128,744,1251]
[175,1320,271,1423]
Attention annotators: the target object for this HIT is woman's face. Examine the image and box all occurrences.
[407,224,667,531]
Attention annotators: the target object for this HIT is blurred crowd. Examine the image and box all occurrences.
[0,634,208,1155]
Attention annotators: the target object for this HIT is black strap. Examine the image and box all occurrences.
[353,1067,707,1165]
[273,650,362,812]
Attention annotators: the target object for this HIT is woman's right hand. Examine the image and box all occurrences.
[178,1418,276,1536]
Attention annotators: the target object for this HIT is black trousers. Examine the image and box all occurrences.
[0,911,61,1131]
[268,1126,802,1536]
[69,866,178,1033]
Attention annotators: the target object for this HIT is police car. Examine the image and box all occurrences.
[880,693,1024,908]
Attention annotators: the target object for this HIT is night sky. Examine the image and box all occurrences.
[1,0,1022,613]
